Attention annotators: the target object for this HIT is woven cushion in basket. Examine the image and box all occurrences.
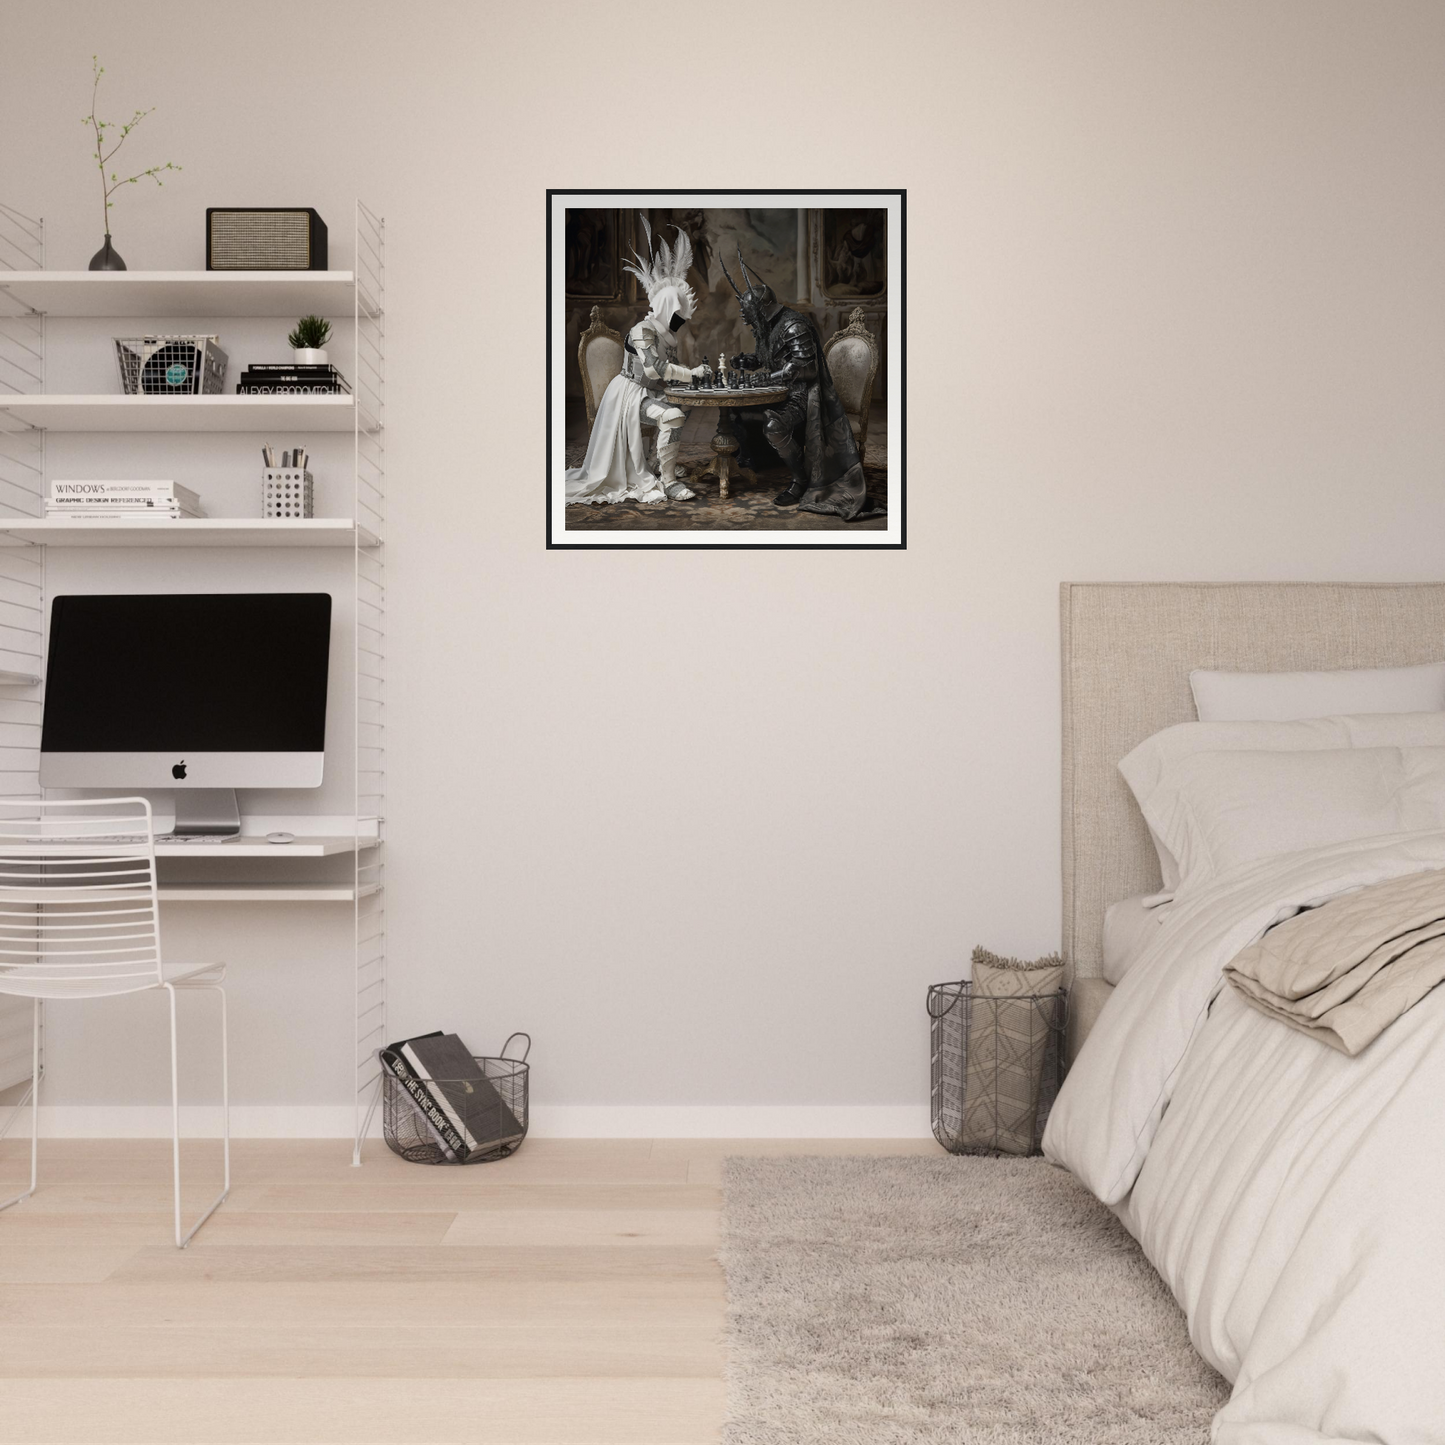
[958,947,1065,1156]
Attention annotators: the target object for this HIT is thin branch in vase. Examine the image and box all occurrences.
[82,56,181,237]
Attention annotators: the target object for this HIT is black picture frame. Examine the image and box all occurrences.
[548,189,907,551]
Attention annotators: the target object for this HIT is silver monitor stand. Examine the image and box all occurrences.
[171,789,241,838]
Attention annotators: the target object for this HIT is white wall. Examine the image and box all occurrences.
[4,0,1445,1134]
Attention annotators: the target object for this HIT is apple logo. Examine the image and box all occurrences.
[172,761,187,780]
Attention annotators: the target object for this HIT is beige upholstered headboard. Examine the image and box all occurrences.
[1061,581,1445,980]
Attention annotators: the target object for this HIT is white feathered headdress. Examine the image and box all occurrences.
[623,212,697,329]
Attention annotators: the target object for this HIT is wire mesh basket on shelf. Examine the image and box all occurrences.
[114,335,228,395]
[928,980,1066,1157]
[381,1033,529,1165]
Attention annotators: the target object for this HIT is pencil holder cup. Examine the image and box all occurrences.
[263,468,314,519]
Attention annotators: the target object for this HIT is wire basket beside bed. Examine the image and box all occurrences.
[928,980,1066,1157]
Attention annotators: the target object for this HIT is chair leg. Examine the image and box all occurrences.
[164,982,230,1249]
[0,999,40,1213]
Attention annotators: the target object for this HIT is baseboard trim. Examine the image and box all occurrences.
[529,1106,933,1139]
[13,1104,934,1140]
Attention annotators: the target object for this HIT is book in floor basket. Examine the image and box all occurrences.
[379,1031,525,1161]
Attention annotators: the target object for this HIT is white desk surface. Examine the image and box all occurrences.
[154,835,368,858]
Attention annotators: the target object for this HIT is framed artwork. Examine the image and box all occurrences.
[548,189,906,550]
[817,208,887,300]
[563,207,621,301]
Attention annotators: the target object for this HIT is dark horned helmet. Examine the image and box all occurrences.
[720,245,778,339]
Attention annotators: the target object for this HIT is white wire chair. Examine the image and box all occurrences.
[0,797,228,1247]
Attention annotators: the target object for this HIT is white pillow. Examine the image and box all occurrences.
[1133,745,1445,899]
[1190,661,1445,722]
[1119,712,1445,893]
[1102,894,1166,985]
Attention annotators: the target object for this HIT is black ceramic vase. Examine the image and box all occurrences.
[88,235,126,271]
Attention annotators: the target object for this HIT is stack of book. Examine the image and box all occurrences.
[380,1031,526,1162]
[47,480,205,519]
[236,363,351,396]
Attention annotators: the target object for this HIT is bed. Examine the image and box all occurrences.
[1046,581,1445,1444]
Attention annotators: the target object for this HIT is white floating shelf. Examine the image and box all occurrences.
[157,882,377,903]
[0,517,378,548]
[0,394,359,433]
[0,270,361,318]
[153,835,360,859]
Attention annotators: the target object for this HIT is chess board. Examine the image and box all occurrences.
[665,383,791,407]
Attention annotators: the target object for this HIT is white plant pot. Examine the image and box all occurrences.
[293,348,328,365]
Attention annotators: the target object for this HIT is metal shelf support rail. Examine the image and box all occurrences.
[0,202,45,1105]
[352,200,386,1164]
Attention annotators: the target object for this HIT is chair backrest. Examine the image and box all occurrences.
[0,797,162,1000]
[823,307,881,453]
[577,305,625,425]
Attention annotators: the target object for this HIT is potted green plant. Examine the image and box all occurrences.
[288,315,332,366]
[83,56,180,271]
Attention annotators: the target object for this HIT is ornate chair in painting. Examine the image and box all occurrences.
[576,305,625,427]
[823,307,881,457]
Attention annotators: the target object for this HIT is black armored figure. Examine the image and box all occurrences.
[720,249,878,519]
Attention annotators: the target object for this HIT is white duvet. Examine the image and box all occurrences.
[1044,831,1445,1444]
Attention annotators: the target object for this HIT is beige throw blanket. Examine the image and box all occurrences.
[1225,866,1445,1054]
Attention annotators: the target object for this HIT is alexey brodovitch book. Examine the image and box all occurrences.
[237,362,350,395]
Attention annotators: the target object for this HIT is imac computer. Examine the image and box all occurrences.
[40,593,332,837]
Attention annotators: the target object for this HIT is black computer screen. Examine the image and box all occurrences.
[42,593,332,753]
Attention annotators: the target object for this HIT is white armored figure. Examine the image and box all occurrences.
[564,214,708,507]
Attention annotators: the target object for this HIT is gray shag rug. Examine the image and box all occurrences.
[719,1156,1230,1444]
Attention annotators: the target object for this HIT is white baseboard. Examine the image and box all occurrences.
[528,1106,933,1138]
[11,1103,933,1140]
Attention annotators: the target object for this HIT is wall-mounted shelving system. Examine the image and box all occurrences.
[0,201,387,1160]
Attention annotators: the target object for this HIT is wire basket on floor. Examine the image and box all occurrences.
[928,981,1065,1157]
[382,1033,529,1165]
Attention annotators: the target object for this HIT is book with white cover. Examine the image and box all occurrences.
[48,499,202,510]
[51,480,202,511]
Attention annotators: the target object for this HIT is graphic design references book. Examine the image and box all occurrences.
[380,1031,525,1162]
[236,363,350,396]
[47,480,205,519]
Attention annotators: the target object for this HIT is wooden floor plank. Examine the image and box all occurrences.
[0,1247,138,1284]
[0,1324,724,1380]
[108,1243,720,1284]
[0,1210,456,1247]
[0,1183,271,1215]
[0,1377,726,1445]
[442,1209,719,1248]
[0,1279,725,1329]
[251,1181,720,1213]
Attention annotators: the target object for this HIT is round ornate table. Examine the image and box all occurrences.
[663,384,791,500]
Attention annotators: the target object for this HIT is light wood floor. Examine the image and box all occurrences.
[0,1136,937,1444]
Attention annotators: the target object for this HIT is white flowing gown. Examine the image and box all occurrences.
[564,372,667,506]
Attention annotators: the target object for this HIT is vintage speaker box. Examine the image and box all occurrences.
[206,208,328,270]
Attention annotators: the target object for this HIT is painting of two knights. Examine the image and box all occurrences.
[548,193,904,549]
